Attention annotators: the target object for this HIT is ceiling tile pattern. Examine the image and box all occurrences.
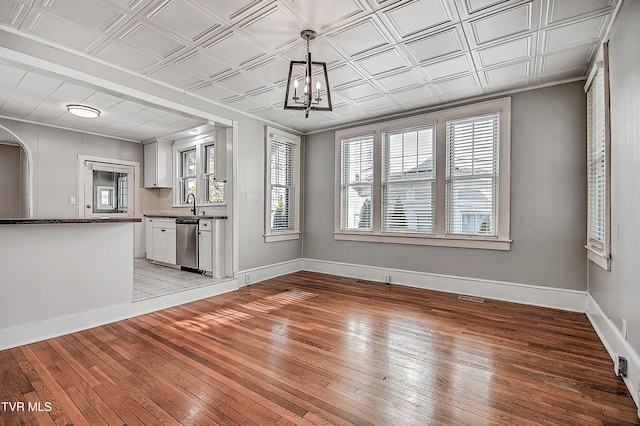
[0,0,618,135]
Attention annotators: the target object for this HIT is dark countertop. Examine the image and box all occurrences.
[0,218,142,225]
[144,213,228,219]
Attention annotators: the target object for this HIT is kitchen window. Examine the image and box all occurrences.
[179,148,196,204]
[335,98,511,250]
[265,127,300,242]
[204,144,224,203]
[173,135,225,208]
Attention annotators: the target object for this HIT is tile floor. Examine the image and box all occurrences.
[133,258,224,301]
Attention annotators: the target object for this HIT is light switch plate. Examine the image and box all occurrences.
[68,196,76,205]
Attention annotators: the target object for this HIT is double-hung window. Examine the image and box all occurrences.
[265,127,301,242]
[340,135,374,231]
[382,126,435,233]
[204,144,224,203]
[173,134,226,208]
[335,98,511,250]
[446,113,499,236]
[179,148,196,204]
[585,43,611,270]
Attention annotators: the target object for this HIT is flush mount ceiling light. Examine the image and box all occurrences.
[66,104,101,118]
[284,29,332,118]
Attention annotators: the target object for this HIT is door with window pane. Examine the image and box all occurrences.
[83,161,134,217]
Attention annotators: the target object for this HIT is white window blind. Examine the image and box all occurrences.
[382,125,435,233]
[446,113,499,236]
[269,136,296,232]
[587,70,606,247]
[340,135,374,231]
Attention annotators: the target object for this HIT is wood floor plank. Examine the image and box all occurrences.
[1,271,639,425]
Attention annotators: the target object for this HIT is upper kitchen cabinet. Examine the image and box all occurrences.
[144,138,173,188]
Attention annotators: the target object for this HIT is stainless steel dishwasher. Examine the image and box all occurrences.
[175,216,199,269]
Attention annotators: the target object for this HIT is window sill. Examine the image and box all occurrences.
[586,245,611,270]
[334,232,511,250]
[265,232,301,243]
[171,203,227,209]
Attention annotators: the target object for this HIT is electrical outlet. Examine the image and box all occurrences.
[245,274,251,284]
[615,355,628,377]
[383,274,391,283]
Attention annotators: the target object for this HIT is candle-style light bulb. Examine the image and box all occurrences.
[316,80,321,99]
[293,79,298,98]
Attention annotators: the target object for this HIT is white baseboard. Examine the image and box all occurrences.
[302,258,588,312]
[0,278,239,351]
[236,258,303,286]
[587,294,640,411]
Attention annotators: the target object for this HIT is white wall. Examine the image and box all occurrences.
[0,222,133,332]
[303,82,588,292]
[0,118,143,219]
[0,144,21,217]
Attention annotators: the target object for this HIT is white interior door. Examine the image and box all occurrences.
[83,161,135,218]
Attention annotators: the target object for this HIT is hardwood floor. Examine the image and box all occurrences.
[1,271,638,425]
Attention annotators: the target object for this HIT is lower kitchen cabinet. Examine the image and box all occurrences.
[146,218,176,265]
[198,219,213,273]
[198,218,226,277]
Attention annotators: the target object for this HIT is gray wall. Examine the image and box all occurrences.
[0,144,21,217]
[589,0,640,357]
[304,82,587,290]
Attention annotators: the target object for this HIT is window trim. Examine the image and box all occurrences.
[264,126,301,243]
[585,42,611,271]
[334,98,511,250]
[173,135,226,208]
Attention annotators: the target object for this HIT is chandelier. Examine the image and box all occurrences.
[284,29,332,118]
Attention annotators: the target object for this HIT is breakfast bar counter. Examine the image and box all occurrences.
[0,218,140,350]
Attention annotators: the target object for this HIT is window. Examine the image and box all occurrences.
[335,98,511,250]
[382,125,435,233]
[585,43,610,270]
[446,113,499,236]
[204,144,224,203]
[265,127,301,242]
[179,148,196,204]
[173,134,226,208]
[340,135,374,231]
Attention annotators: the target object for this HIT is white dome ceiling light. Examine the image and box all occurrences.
[66,104,101,118]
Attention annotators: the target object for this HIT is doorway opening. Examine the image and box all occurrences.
[0,125,32,218]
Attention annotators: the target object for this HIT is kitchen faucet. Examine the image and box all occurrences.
[187,193,196,215]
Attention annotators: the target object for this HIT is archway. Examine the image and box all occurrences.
[0,125,32,218]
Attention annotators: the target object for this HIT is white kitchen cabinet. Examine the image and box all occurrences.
[198,218,226,277]
[149,218,176,264]
[145,217,153,260]
[198,219,213,273]
[144,138,173,188]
